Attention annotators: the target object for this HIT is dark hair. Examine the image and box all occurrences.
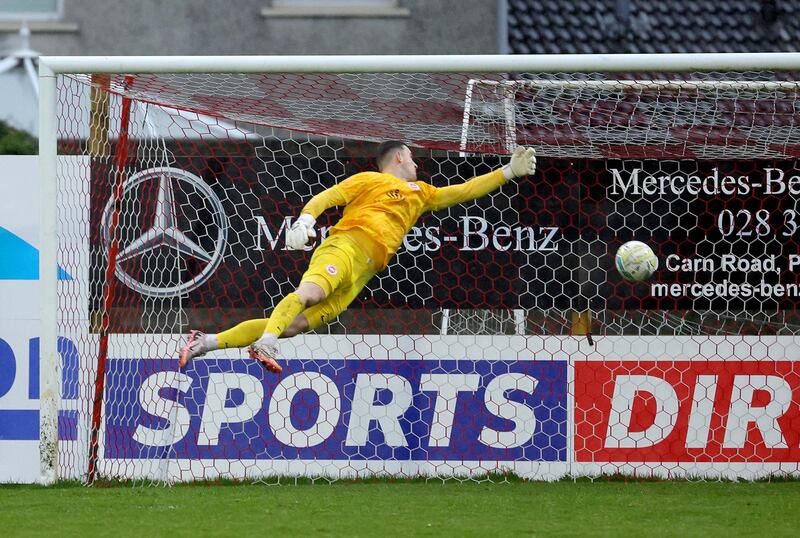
[376,140,407,171]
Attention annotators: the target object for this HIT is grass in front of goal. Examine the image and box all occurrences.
[1,478,798,537]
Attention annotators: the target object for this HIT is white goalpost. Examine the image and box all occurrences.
[39,53,800,485]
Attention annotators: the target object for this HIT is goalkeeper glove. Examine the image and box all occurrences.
[502,146,537,180]
[285,214,317,250]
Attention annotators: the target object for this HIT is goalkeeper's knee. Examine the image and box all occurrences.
[296,282,327,307]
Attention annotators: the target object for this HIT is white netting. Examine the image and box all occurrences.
[49,67,800,483]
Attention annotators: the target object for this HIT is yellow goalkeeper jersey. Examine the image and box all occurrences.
[301,168,507,269]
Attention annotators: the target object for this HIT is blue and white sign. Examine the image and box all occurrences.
[103,356,567,467]
[0,155,89,483]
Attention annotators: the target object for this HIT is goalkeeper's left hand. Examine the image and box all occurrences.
[285,214,317,250]
[502,146,537,180]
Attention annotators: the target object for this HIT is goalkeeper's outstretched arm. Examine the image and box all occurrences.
[426,146,536,211]
[285,185,347,249]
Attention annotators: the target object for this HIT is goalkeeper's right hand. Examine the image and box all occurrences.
[286,214,317,250]
[502,146,537,180]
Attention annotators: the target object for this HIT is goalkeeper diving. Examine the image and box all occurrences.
[179,141,537,373]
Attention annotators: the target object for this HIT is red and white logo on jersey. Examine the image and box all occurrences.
[326,264,338,275]
[408,182,420,190]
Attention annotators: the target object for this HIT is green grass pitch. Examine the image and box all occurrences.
[1,479,798,537]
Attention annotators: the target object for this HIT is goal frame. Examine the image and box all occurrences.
[37,52,800,484]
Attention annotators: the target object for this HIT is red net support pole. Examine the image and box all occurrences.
[87,76,134,484]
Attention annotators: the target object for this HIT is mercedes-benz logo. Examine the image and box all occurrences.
[100,167,229,298]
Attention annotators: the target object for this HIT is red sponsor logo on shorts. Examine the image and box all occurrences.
[326,264,338,275]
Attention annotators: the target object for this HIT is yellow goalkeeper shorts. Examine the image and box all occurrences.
[300,232,377,330]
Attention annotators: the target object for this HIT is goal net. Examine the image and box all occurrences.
[39,55,800,484]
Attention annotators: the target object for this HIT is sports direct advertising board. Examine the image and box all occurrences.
[100,343,568,478]
[84,335,800,481]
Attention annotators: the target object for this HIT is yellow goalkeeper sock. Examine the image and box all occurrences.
[216,318,268,349]
[264,292,305,339]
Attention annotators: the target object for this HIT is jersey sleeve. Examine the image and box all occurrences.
[301,186,347,219]
[301,173,368,218]
[423,168,507,212]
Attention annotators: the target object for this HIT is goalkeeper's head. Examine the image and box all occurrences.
[377,140,417,181]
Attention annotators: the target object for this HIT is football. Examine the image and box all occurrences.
[615,241,658,281]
